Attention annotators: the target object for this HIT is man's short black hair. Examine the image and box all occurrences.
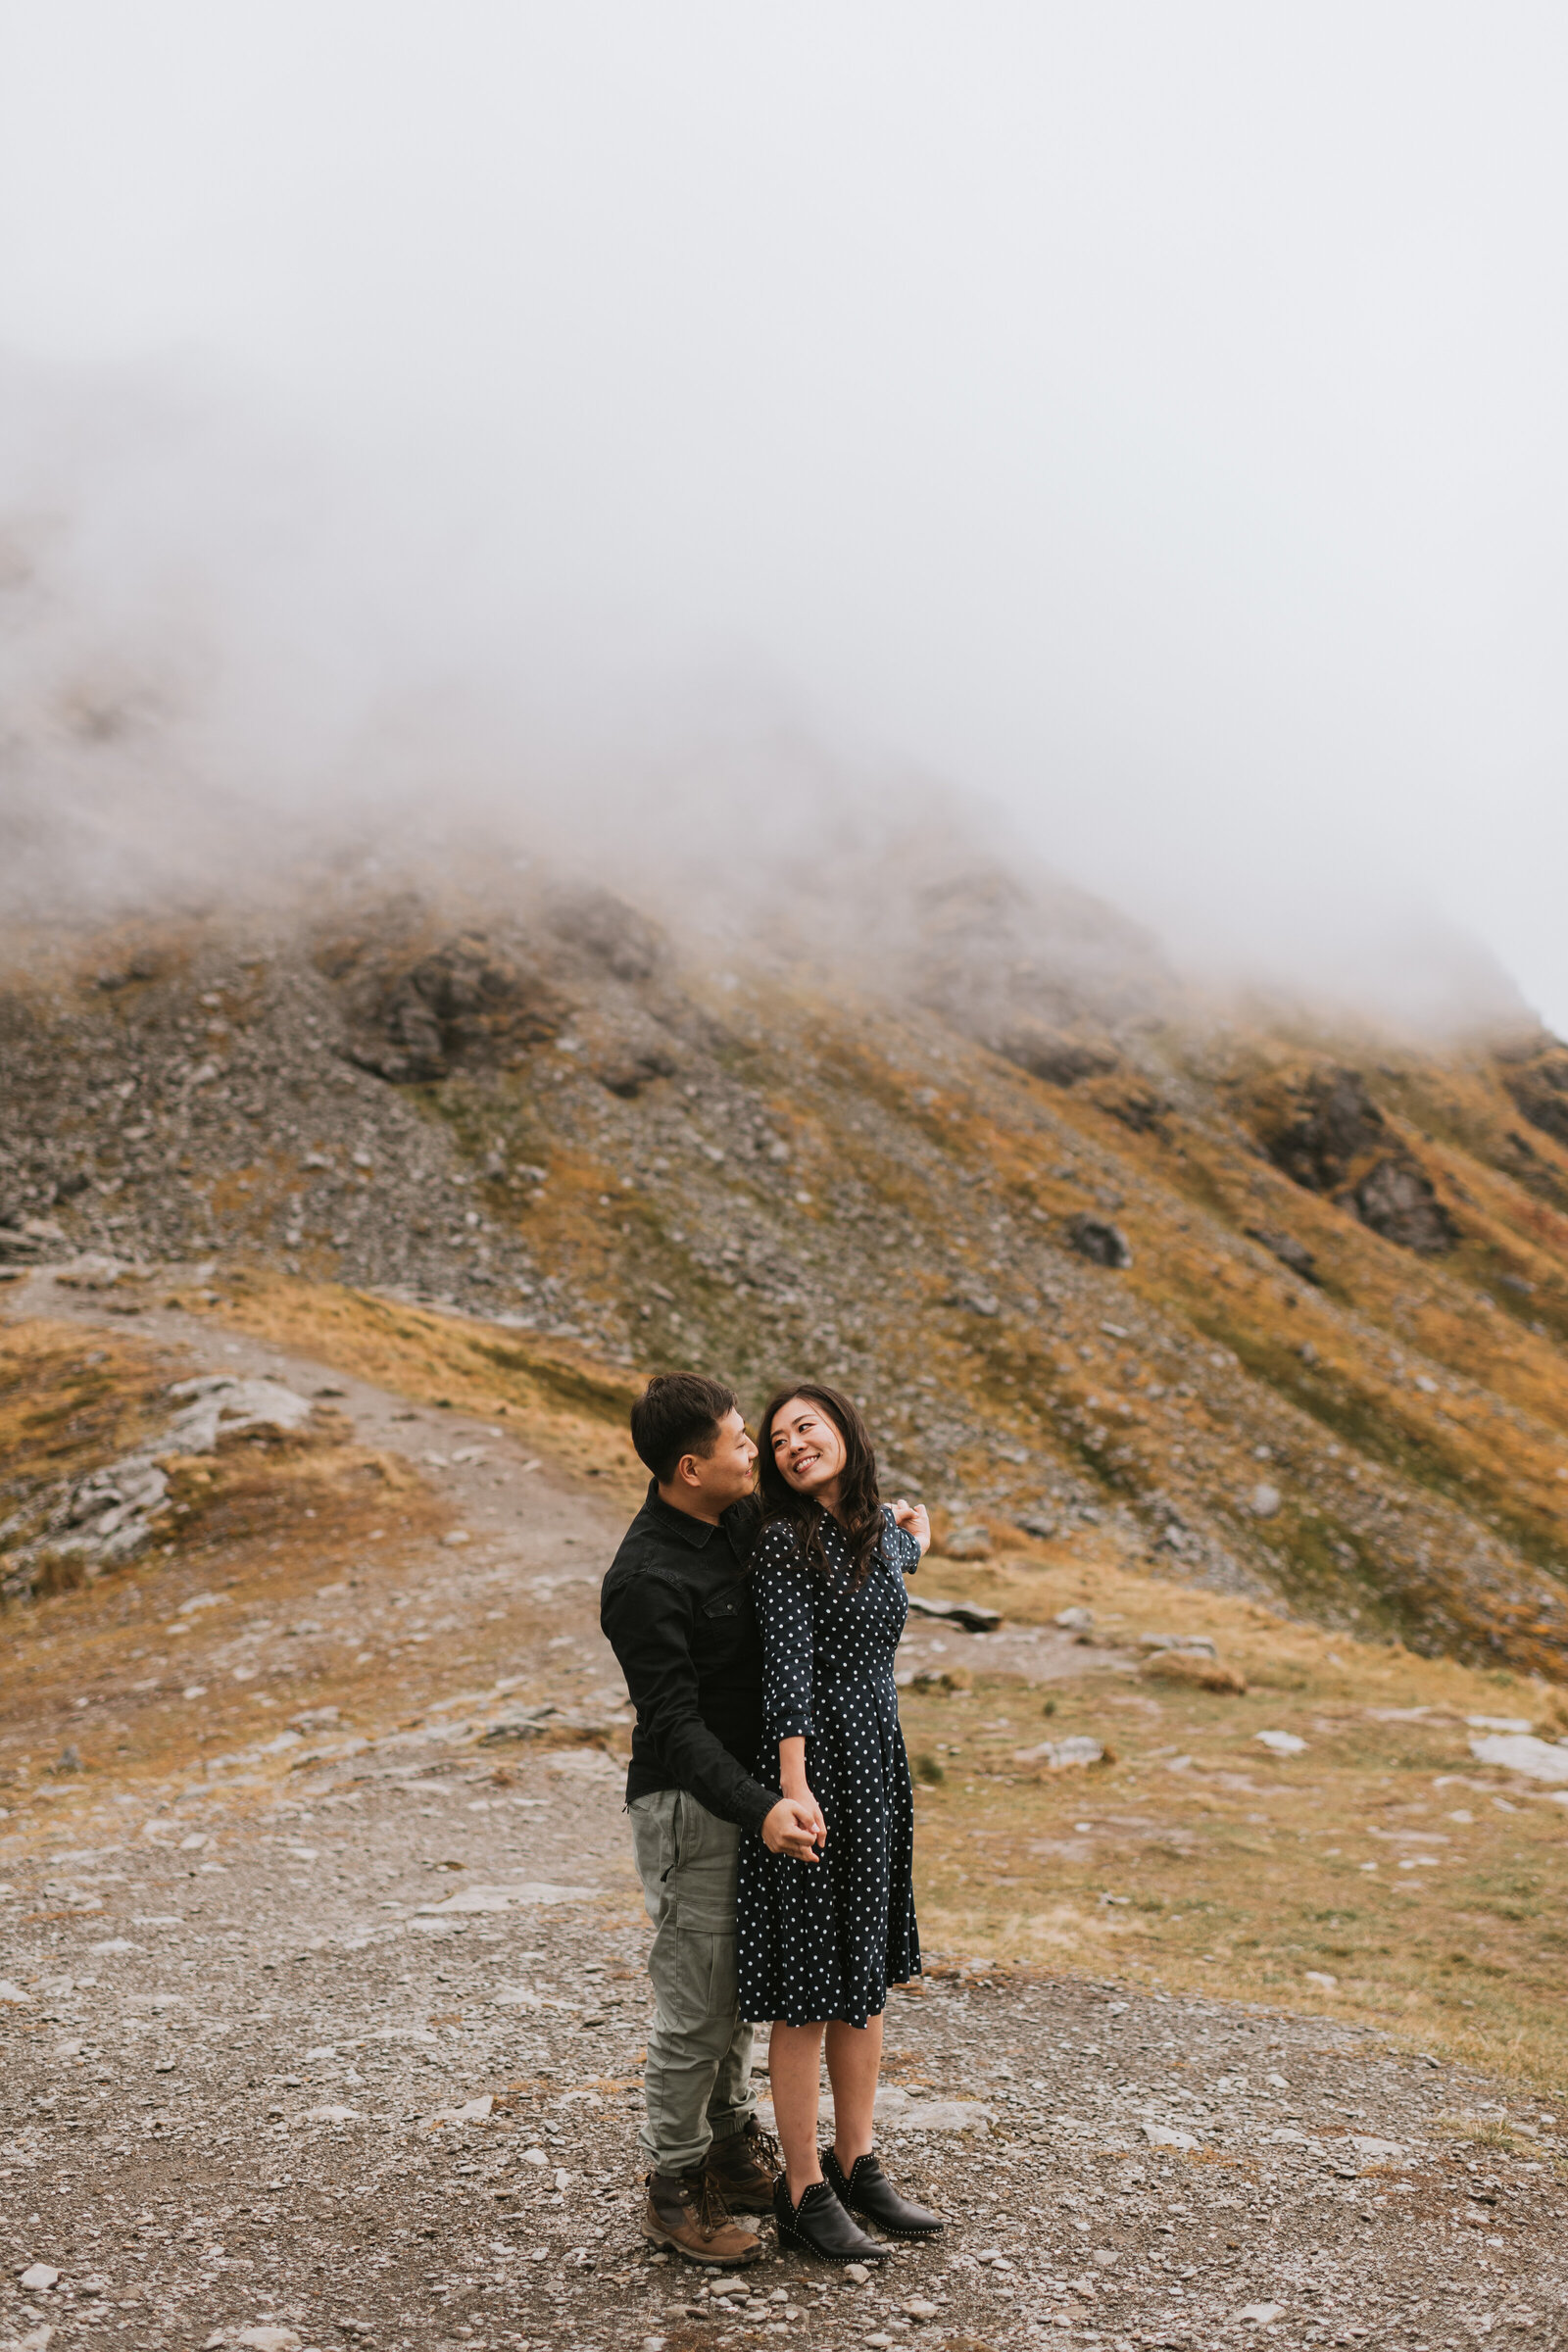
[630,1370,741,1485]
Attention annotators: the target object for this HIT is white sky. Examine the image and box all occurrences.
[2,4,1566,1028]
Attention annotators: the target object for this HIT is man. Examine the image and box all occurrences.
[601,1371,821,2268]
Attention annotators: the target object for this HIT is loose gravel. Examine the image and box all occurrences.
[5,1734,1565,2352]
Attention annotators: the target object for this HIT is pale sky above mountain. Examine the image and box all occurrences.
[2,4,1566,1030]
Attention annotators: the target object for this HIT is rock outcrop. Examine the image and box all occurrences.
[327,929,567,1082]
[1256,1067,1457,1254]
[1348,1155,1456,1255]
[1495,1036,1568,1151]
[0,1372,318,1601]
[1065,1214,1133,1269]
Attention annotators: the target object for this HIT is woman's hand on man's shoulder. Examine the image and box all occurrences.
[889,1497,930,1558]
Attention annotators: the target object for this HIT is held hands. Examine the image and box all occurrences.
[761,1794,827,1861]
[891,1496,931,1557]
[772,1737,826,1859]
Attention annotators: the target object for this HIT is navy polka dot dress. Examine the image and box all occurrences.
[736,1505,921,2029]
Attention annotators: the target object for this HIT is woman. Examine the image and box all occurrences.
[736,1383,945,2262]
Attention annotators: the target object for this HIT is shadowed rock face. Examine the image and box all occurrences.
[332,931,567,1082]
[1065,1214,1132,1269]
[1259,1068,1457,1256]
[1497,1040,1568,1152]
[1246,1225,1319,1283]
[1264,1068,1389,1195]
[1349,1156,1457,1255]
[1100,1085,1172,1138]
[996,1027,1119,1088]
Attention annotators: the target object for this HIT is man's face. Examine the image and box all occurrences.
[680,1408,758,1515]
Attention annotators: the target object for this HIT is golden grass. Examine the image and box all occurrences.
[1140,1649,1248,1694]
[906,1543,1568,2099]
[0,1318,172,1494]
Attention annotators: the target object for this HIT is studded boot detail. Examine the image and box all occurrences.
[772,2173,891,2264]
[823,2146,944,2239]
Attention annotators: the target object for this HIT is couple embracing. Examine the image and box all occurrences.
[600,1371,945,2271]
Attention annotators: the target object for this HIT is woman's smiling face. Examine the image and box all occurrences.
[769,1394,848,1497]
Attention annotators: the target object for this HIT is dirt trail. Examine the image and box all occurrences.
[2,1289,1564,2352]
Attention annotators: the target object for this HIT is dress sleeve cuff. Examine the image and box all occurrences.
[767,1714,812,1740]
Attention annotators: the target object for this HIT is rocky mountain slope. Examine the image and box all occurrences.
[6,861,1568,1678]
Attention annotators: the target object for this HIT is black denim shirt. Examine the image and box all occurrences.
[600,1482,778,1836]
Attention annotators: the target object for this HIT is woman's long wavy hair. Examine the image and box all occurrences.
[755,1382,885,1589]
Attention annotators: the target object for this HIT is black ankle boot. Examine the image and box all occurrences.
[823,2146,944,2239]
[772,2174,891,2264]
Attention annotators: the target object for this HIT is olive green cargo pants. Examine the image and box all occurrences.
[628,1788,756,2177]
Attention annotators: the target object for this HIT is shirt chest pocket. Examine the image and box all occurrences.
[696,1587,754,1668]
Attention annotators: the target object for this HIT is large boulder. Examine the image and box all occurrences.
[1257,1067,1457,1255]
[333,930,565,1082]
[1065,1213,1132,1269]
[1350,1157,1457,1255]
[1263,1067,1387,1194]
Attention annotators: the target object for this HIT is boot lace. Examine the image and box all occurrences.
[745,2122,782,2174]
[692,2171,736,2235]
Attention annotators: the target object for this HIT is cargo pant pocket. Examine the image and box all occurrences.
[650,1922,736,2024]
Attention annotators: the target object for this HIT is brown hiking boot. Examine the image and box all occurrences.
[704,2117,782,2215]
[641,2168,762,2267]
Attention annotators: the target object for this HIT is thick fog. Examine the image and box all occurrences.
[2,4,1566,1033]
